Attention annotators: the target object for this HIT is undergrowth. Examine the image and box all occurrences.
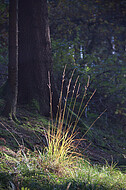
[0,67,126,189]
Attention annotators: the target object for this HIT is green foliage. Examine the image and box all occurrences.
[49,0,126,130]
[52,39,75,68]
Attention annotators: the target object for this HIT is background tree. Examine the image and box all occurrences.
[18,0,58,116]
[2,0,18,119]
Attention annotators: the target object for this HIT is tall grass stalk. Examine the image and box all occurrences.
[46,67,105,168]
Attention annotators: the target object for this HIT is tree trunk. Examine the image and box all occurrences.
[2,0,18,119]
[18,0,58,116]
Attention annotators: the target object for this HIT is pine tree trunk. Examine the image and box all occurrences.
[18,0,58,116]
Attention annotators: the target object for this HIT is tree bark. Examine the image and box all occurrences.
[2,0,18,119]
[18,0,58,116]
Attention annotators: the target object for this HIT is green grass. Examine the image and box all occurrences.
[0,149,126,190]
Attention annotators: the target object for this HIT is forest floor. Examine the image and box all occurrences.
[0,104,126,189]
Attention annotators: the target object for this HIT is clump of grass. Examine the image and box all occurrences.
[46,68,81,167]
[43,66,103,171]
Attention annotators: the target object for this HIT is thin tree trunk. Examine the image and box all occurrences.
[3,0,18,119]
